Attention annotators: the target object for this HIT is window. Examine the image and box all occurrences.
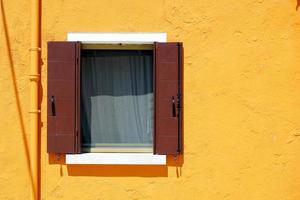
[81,47,153,153]
[47,34,183,156]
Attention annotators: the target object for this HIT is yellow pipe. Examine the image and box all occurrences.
[29,0,40,199]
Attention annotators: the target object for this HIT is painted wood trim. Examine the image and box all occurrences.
[82,147,153,153]
[81,43,153,50]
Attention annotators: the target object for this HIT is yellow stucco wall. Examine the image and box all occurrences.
[1,0,300,199]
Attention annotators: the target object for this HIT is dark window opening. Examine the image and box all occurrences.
[80,50,154,152]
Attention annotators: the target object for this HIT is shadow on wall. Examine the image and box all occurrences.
[297,0,300,10]
[0,0,35,195]
[48,153,183,177]
[67,165,168,177]
[1,1,42,199]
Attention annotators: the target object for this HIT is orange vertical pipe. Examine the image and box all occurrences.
[29,0,40,199]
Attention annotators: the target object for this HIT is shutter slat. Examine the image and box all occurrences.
[154,42,183,155]
[47,41,81,154]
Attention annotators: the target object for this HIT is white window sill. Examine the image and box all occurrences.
[66,153,166,165]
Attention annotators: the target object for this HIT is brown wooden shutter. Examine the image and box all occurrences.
[47,41,81,154]
[154,42,183,155]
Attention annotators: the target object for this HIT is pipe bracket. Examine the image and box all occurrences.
[29,74,40,81]
[29,47,41,51]
[29,110,41,114]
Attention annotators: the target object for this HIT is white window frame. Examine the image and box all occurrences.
[67,32,167,44]
[66,32,167,165]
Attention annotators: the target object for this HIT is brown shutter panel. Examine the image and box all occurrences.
[154,42,183,155]
[47,41,81,154]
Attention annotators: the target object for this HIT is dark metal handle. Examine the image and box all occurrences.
[51,95,56,116]
[172,96,176,117]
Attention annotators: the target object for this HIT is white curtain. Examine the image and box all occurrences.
[81,50,153,148]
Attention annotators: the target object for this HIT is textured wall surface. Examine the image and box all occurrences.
[1,0,300,199]
[0,0,31,199]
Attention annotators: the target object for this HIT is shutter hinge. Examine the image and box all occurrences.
[177,91,182,154]
[75,129,79,153]
[177,92,181,117]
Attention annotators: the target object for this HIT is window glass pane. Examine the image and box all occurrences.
[81,50,153,148]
